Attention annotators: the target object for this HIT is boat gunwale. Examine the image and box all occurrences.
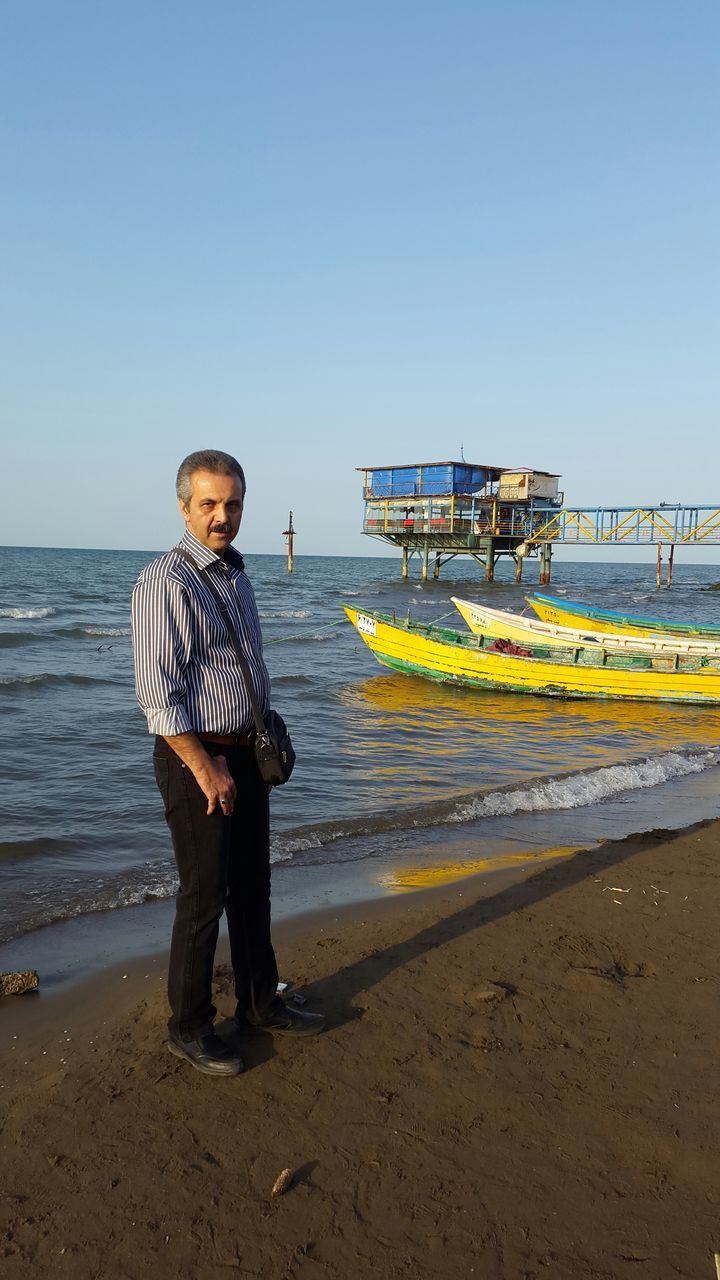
[341,604,718,676]
[530,591,720,636]
[451,596,720,657]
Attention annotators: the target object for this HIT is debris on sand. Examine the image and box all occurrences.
[271,1168,294,1197]
[0,971,39,996]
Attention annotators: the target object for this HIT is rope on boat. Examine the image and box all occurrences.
[264,618,347,645]
[426,609,461,626]
[268,605,464,644]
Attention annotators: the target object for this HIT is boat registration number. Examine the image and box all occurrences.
[357,613,377,637]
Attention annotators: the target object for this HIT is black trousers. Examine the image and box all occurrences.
[153,737,280,1039]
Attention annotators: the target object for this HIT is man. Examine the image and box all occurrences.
[131,449,323,1077]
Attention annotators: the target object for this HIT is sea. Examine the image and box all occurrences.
[2,545,720,976]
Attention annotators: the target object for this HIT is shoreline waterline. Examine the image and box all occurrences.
[0,836,577,1001]
[1,804,714,1013]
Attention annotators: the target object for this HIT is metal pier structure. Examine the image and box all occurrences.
[359,461,720,584]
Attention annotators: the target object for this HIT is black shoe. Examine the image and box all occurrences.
[167,1032,244,1076]
[244,1005,325,1037]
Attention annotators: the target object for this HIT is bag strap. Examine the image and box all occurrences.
[174,545,267,738]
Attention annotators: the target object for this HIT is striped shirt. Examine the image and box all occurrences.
[131,529,270,737]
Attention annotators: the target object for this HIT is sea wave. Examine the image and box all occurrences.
[0,834,94,863]
[0,632,47,649]
[2,746,719,943]
[276,629,342,644]
[448,750,718,821]
[268,747,720,861]
[0,861,178,943]
[77,626,131,638]
[0,672,118,693]
[0,623,130,646]
[260,609,311,619]
[0,606,56,619]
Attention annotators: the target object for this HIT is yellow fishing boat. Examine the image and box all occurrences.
[451,597,720,657]
[528,592,720,640]
[343,605,720,704]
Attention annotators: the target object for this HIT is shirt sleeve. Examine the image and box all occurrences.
[239,573,264,656]
[131,573,194,736]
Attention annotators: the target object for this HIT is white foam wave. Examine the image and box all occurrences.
[266,748,720,864]
[449,750,720,823]
[270,833,326,861]
[82,626,131,637]
[0,674,47,686]
[260,609,311,619]
[0,606,55,619]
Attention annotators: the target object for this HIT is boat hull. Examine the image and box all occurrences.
[529,592,720,639]
[452,596,720,657]
[343,606,720,704]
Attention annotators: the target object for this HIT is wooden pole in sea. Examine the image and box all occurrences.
[667,543,674,587]
[656,542,662,588]
[539,542,552,585]
[283,511,295,574]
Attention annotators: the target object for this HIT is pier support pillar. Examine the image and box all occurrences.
[656,542,662,588]
[484,553,494,584]
[401,545,409,579]
[515,553,523,583]
[421,543,429,582]
[433,555,441,580]
[667,543,674,587]
[539,544,553,585]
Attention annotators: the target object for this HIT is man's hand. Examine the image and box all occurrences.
[162,733,237,816]
[197,753,237,816]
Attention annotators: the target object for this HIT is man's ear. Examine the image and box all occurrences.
[178,497,190,521]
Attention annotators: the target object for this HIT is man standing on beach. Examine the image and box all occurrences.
[131,449,324,1076]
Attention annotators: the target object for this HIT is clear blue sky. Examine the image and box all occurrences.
[1,1,718,558]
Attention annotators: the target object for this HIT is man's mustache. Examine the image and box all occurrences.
[210,523,231,534]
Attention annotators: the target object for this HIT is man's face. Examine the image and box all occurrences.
[179,468,244,553]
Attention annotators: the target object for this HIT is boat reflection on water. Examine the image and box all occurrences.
[379,844,587,892]
[332,672,720,815]
[341,672,720,752]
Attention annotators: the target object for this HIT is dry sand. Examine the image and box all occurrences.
[1,821,719,1279]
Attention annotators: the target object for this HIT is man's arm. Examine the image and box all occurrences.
[131,573,237,815]
[161,732,237,815]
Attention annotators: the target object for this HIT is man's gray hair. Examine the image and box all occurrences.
[176,450,246,505]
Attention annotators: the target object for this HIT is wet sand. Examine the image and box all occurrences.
[1,820,718,1279]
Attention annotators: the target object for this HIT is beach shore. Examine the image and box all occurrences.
[1,820,718,1279]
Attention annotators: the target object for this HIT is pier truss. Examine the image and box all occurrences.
[525,505,720,547]
[362,499,720,582]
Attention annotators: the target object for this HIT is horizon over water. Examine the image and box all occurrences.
[2,544,720,957]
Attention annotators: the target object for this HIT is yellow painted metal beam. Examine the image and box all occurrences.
[681,510,720,543]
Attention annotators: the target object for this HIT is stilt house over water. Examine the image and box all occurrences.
[358,459,563,581]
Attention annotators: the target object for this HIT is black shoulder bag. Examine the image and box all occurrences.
[175,547,296,786]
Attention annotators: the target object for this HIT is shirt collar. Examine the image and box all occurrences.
[179,528,245,573]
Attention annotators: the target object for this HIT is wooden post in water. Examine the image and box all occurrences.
[667,543,674,587]
[402,545,409,579]
[539,543,553,585]
[434,554,441,580]
[656,542,662,588]
[283,511,295,574]
[421,542,429,582]
[515,554,523,583]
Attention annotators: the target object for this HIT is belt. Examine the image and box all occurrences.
[199,731,253,747]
